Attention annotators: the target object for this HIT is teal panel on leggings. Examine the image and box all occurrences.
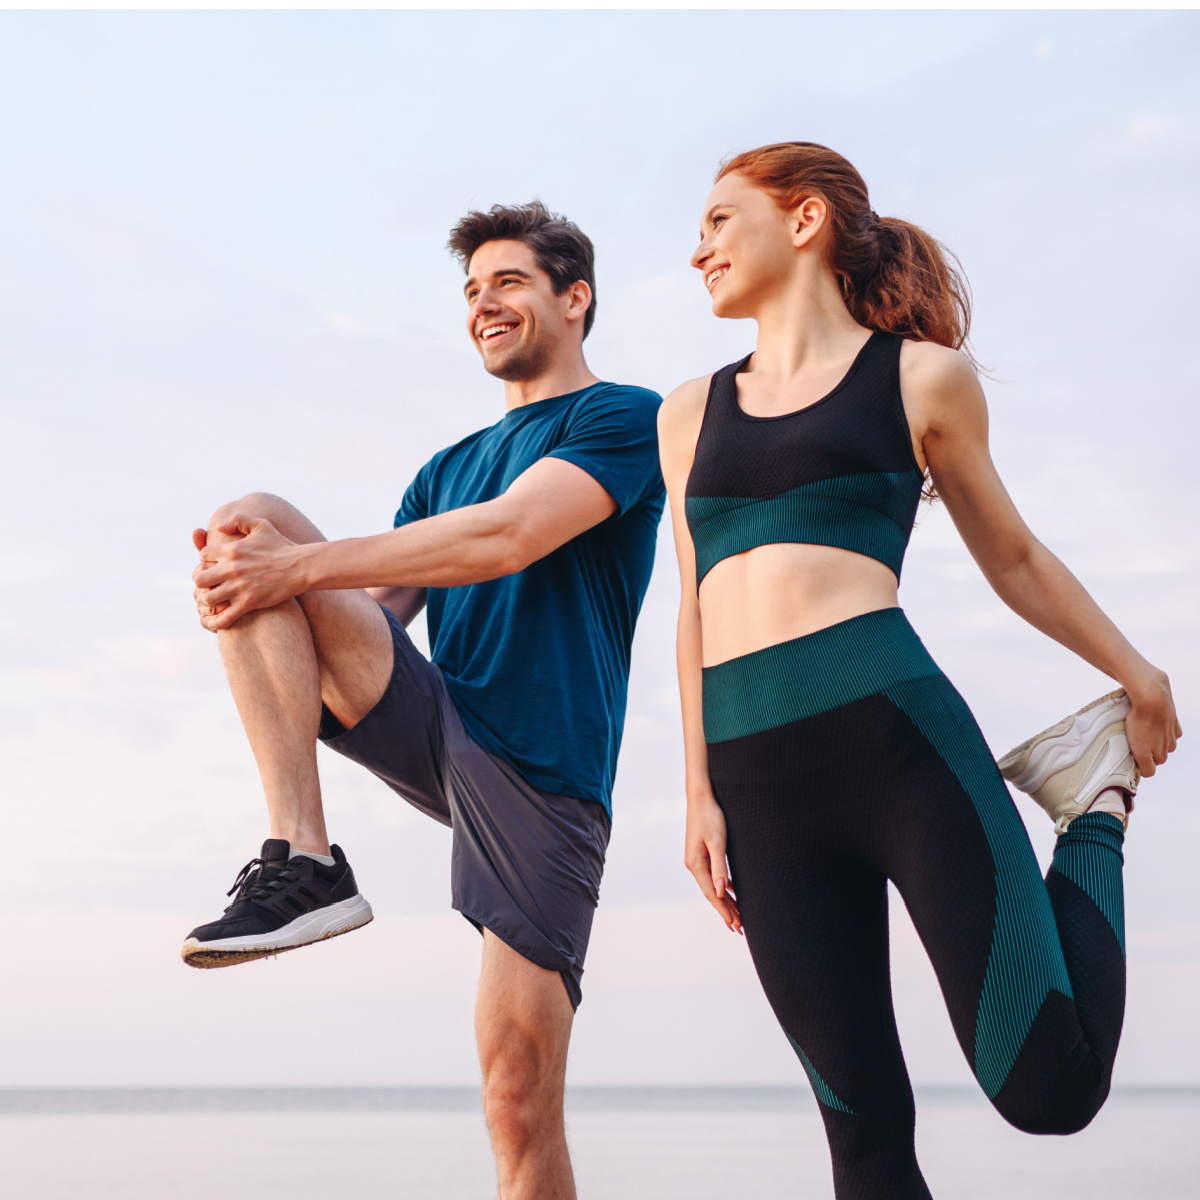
[686,471,923,585]
[884,675,1073,1099]
[786,1032,855,1114]
[702,607,940,744]
[1052,813,1126,955]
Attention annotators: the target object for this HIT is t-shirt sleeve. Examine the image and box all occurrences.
[393,459,433,529]
[547,386,664,515]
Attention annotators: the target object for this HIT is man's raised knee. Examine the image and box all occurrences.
[206,493,324,546]
[209,491,284,531]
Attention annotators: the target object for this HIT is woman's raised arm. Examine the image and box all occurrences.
[901,339,1181,775]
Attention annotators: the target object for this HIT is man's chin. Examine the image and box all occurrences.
[482,344,550,383]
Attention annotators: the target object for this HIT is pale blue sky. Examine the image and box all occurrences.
[0,10,1197,1087]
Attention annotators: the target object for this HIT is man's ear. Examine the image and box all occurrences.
[564,280,593,325]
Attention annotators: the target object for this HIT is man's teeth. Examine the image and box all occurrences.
[481,324,516,340]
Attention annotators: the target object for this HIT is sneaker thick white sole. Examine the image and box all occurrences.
[997,690,1138,834]
[181,894,374,969]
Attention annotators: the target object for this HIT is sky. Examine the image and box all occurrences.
[0,9,1198,1089]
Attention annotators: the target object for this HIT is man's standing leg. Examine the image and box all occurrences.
[476,931,577,1200]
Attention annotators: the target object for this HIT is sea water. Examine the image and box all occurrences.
[0,1087,1195,1199]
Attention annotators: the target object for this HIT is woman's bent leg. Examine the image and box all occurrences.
[883,674,1126,1133]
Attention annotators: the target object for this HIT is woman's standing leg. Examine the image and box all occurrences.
[712,709,934,1200]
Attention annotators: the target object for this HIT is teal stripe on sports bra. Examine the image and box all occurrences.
[686,470,923,585]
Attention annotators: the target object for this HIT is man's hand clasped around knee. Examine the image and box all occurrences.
[193,514,306,632]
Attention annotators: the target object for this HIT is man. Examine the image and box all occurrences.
[185,202,664,1199]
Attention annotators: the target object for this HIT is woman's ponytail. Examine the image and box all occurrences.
[717,143,973,354]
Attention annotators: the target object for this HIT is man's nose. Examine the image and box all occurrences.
[472,286,502,315]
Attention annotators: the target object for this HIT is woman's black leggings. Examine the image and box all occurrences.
[704,608,1126,1200]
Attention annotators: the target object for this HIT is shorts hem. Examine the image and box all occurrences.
[455,905,584,1011]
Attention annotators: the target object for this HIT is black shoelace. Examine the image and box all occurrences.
[225,856,300,908]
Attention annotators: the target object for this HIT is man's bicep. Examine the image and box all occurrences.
[501,456,618,558]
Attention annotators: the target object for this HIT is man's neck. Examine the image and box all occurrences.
[503,354,601,411]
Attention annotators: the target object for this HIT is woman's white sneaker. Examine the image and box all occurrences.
[997,689,1138,835]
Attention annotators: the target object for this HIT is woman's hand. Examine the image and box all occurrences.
[1124,666,1182,778]
[685,789,742,934]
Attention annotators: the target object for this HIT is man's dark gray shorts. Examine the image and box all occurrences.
[318,607,610,1009]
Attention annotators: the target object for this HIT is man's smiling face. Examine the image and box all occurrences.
[464,240,569,382]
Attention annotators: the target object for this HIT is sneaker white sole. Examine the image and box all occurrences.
[997,689,1130,793]
[998,689,1138,833]
[181,894,374,969]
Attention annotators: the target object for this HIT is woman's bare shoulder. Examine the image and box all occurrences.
[658,374,713,436]
[658,375,714,481]
[899,339,978,396]
[898,338,987,433]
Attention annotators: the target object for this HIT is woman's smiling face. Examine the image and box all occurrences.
[690,171,804,320]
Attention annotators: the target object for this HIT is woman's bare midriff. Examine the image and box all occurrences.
[698,542,900,667]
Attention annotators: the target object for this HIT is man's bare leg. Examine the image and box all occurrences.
[476,932,577,1200]
[216,601,330,851]
[201,492,394,853]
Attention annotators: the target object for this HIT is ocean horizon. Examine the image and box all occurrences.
[0,1085,1195,1198]
[0,1082,1196,1113]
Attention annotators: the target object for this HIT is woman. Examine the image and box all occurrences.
[658,142,1180,1199]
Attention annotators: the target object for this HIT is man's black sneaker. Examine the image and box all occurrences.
[181,839,373,969]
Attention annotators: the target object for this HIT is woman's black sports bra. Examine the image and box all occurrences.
[685,330,924,587]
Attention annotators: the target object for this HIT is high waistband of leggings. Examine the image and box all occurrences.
[702,606,942,744]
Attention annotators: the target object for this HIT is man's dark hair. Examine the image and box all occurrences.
[448,201,597,339]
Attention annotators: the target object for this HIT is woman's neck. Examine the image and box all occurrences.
[749,265,868,381]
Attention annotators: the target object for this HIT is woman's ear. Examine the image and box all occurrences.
[790,196,828,250]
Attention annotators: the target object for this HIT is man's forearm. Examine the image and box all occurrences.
[293,501,529,593]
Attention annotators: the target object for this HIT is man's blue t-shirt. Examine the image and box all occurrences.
[395,382,665,815]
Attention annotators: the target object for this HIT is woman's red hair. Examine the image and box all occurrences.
[717,142,972,354]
